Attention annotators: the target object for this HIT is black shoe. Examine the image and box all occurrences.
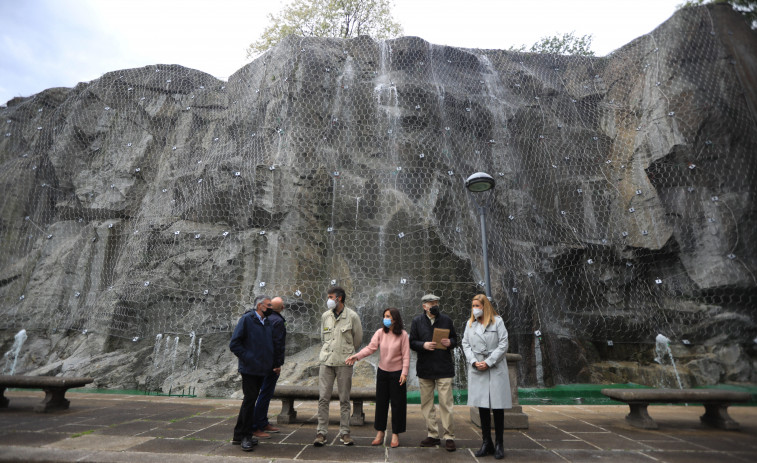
[420,436,441,447]
[494,441,505,459]
[475,438,494,457]
[445,439,456,452]
[241,436,255,452]
[232,436,256,445]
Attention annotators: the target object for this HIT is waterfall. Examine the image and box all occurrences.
[152,333,163,368]
[375,41,400,167]
[534,335,545,388]
[166,336,180,393]
[452,346,466,405]
[170,336,179,375]
[2,329,27,375]
[378,225,386,278]
[188,331,196,370]
[654,334,683,389]
[355,196,360,230]
[195,338,202,371]
[162,335,171,367]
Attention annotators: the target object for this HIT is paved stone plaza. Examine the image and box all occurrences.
[1,391,756,462]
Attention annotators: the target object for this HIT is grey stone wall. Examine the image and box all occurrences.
[1,4,756,394]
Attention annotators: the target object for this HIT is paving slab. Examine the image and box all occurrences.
[553,449,658,462]
[485,449,566,462]
[572,431,654,450]
[297,443,392,461]
[127,437,225,454]
[95,419,165,436]
[211,441,305,459]
[45,434,154,451]
[0,430,70,446]
[182,422,234,441]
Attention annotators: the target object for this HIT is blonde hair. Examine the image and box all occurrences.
[468,294,498,327]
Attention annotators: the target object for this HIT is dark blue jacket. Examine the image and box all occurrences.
[409,311,458,379]
[268,311,287,368]
[229,310,274,376]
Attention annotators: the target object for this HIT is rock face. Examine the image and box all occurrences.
[1,5,756,394]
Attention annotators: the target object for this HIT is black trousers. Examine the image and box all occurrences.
[374,368,407,433]
[479,407,504,443]
[233,373,264,440]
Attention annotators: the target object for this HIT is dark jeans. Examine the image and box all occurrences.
[479,407,505,443]
[374,368,407,434]
[233,373,264,440]
[253,370,279,431]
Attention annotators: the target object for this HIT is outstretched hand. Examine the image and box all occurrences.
[345,355,357,366]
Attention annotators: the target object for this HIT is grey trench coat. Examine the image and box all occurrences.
[462,316,512,409]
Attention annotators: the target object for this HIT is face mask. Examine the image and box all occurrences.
[429,305,440,317]
[473,308,483,319]
[327,299,337,310]
[383,318,392,328]
[263,308,274,317]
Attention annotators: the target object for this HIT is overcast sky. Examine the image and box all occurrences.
[0,0,684,105]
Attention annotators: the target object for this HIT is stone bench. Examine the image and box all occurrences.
[601,388,751,430]
[0,375,94,413]
[273,385,376,425]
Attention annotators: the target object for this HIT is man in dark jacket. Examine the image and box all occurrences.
[251,296,287,438]
[230,295,274,452]
[409,293,458,452]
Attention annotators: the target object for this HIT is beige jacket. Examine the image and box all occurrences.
[319,307,363,366]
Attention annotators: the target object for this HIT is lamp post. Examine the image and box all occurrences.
[465,172,495,299]
[465,172,529,430]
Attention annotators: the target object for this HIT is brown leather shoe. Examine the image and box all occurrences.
[445,439,456,452]
[420,436,441,447]
[252,430,271,439]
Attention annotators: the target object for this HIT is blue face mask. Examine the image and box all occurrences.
[383,318,392,328]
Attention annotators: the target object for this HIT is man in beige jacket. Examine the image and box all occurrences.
[313,286,363,447]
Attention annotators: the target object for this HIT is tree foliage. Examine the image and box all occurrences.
[509,31,595,56]
[247,0,403,58]
[678,0,757,28]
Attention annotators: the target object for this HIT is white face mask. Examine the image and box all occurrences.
[327,298,337,310]
[473,308,484,319]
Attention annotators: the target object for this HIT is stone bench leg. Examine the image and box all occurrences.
[34,387,70,413]
[701,403,740,430]
[625,403,658,429]
[0,386,8,408]
[277,397,297,424]
[349,399,365,426]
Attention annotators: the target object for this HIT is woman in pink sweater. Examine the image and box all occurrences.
[346,307,410,448]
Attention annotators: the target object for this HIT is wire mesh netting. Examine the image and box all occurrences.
[1,5,756,362]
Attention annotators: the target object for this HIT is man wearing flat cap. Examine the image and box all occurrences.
[409,293,458,451]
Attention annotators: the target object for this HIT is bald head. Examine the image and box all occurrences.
[271,297,285,313]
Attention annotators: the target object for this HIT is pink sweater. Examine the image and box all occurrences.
[354,329,410,376]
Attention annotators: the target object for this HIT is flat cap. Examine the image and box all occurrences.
[421,293,440,302]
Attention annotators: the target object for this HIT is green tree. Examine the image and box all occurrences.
[509,31,595,56]
[678,0,757,28]
[247,0,403,58]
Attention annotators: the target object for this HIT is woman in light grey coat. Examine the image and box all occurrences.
[462,294,510,459]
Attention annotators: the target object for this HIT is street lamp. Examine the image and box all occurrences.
[465,172,495,299]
